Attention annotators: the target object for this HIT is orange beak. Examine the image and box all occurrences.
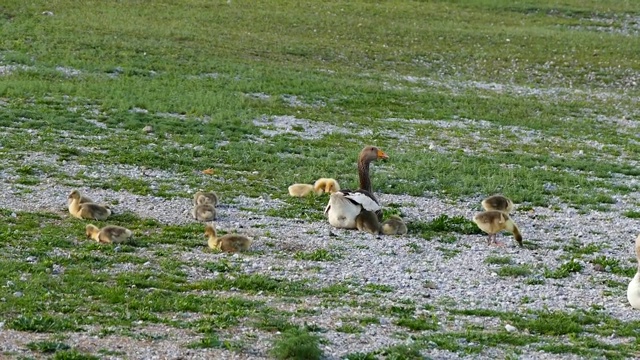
[377,149,389,159]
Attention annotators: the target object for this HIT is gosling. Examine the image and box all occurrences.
[481,195,514,213]
[381,215,408,235]
[313,178,341,194]
[288,183,319,197]
[86,224,133,244]
[356,211,381,235]
[205,224,251,253]
[192,204,216,222]
[194,191,218,206]
[472,210,522,247]
[68,190,111,220]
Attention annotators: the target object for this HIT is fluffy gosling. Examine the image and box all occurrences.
[355,210,381,235]
[192,204,216,222]
[313,178,341,194]
[288,183,320,197]
[205,224,251,253]
[194,191,218,206]
[68,190,111,220]
[472,210,522,247]
[381,215,408,235]
[86,224,132,244]
[481,195,514,213]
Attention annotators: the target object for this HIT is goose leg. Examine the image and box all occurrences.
[493,234,506,247]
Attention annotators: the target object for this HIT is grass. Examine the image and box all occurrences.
[543,259,584,279]
[485,256,513,265]
[293,249,340,261]
[410,215,484,240]
[270,328,324,360]
[26,341,71,354]
[496,265,532,277]
[1,0,640,358]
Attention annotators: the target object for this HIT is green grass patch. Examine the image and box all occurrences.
[26,341,71,353]
[484,256,513,265]
[410,215,483,240]
[270,327,324,360]
[294,249,340,262]
[496,265,532,277]
[543,259,583,279]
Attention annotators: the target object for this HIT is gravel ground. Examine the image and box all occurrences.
[1,166,639,359]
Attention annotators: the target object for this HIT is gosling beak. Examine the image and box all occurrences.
[377,149,389,159]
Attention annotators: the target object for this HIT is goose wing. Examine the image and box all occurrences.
[341,189,381,212]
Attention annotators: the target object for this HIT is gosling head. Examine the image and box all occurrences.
[325,179,340,193]
[85,224,100,238]
[68,190,81,200]
[204,224,216,238]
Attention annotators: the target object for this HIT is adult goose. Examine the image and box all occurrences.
[627,234,640,309]
[324,146,388,229]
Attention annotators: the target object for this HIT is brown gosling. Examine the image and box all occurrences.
[472,210,522,247]
[481,195,514,213]
[192,204,216,222]
[288,183,320,197]
[194,191,218,206]
[205,224,251,253]
[381,215,408,235]
[68,190,111,220]
[355,210,381,235]
[313,178,341,194]
[86,224,133,244]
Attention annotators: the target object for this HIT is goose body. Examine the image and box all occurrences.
[627,234,640,309]
[473,210,522,247]
[481,195,514,213]
[313,178,341,194]
[86,224,132,244]
[68,190,111,220]
[324,146,388,229]
[356,210,381,234]
[205,224,251,253]
[381,215,408,235]
[288,183,319,197]
[194,191,218,206]
[192,204,216,222]
[325,190,381,229]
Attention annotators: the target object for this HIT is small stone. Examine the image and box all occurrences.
[423,281,438,289]
[505,324,517,332]
[143,125,154,133]
[593,264,605,272]
[13,291,23,298]
[51,264,64,275]
[10,212,16,218]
